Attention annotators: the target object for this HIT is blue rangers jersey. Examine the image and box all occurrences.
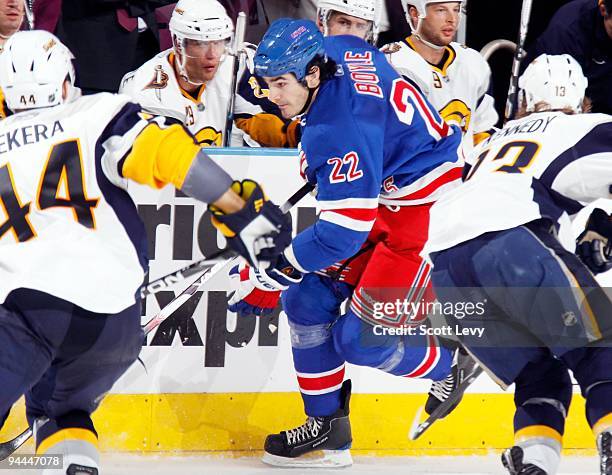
[284,35,463,273]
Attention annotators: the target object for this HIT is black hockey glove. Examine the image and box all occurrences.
[576,208,612,274]
[209,180,292,268]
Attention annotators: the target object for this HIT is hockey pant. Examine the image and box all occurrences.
[430,219,612,451]
[0,288,143,469]
[283,204,453,417]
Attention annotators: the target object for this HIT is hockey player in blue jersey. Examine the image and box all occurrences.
[0,31,291,475]
[227,19,464,467]
[423,54,612,475]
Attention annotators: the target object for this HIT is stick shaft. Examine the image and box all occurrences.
[504,0,534,122]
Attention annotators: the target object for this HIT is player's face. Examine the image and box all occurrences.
[180,38,229,83]
[325,12,373,40]
[264,74,310,119]
[419,2,461,46]
[0,0,24,36]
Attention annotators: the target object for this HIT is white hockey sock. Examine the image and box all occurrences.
[518,438,561,475]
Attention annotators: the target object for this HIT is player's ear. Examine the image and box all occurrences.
[62,80,69,101]
[409,6,419,22]
[600,1,609,18]
[172,36,184,60]
[305,66,321,89]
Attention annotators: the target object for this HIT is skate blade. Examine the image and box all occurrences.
[262,449,353,468]
[408,406,426,440]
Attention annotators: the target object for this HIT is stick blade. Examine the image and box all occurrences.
[0,427,32,460]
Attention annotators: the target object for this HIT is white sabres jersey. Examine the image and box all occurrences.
[423,112,612,258]
[0,93,150,313]
[384,38,498,152]
[120,49,260,146]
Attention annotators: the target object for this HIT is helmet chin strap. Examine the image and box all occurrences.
[297,84,318,117]
[411,16,445,51]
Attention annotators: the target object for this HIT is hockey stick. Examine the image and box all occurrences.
[142,181,314,334]
[408,364,483,440]
[140,250,229,299]
[0,182,315,459]
[223,11,248,147]
[0,424,34,460]
[504,0,534,122]
[23,0,34,29]
[141,180,316,298]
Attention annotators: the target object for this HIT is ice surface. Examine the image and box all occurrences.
[101,454,597,474]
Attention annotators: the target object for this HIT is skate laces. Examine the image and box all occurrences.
[429,373,455,402]
[285,417,323,445]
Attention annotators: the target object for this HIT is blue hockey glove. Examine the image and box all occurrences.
[209,180,292,268]
[228,255,303,317]
[576,208,612,274]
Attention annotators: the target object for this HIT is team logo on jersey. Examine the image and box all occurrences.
[145,65,169,90]
[562,311,577,327]
[43,38,56,52]
[248,76,269,99]
[380,42,401,54]
[195,127,223,146]
[439,99,471,133]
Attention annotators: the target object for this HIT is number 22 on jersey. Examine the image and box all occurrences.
[0,139,99,242]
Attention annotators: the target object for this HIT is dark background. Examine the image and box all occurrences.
[465,0,572,124]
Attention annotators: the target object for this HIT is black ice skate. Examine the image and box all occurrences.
[262,379,352,468]
[502,446,548,475]
[598,430,612,475]
[409,347,482,440]
[425,347,479,417]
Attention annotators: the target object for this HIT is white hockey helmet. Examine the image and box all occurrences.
[0,30,76,111]
[170,0,233,85]
[317,0,381,43]
[518,54,588,114]
[170,0,233,42]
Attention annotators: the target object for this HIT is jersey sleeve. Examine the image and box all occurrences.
[234,112,300,148]
[539,121,612,206]
[234,66,300,147]
[98,101,201,191]
[285,98,385,273]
